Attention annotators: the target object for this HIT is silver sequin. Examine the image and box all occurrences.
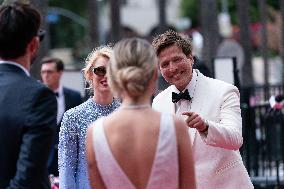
[58,98,120,189]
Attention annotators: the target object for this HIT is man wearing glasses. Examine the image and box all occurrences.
[40,57,82,176]
[0,2,57,189]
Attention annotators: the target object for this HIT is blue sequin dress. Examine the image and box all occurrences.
[58,98,120,189]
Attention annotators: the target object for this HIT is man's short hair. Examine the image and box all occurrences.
[152,30,193,56]
[0,2,41,59]
[41,57,64,72]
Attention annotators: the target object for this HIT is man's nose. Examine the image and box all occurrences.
[169,62,177,72]
[41,73,47,78]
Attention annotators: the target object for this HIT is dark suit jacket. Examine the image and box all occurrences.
[63,87,82,111]
[0,64,57,189]
[48,87,82,176]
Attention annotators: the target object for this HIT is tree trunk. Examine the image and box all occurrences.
[258,0,269,86]
[158,0,167,26]
[200,0,219,72]
[236,0,254,86]
[280,0,284,82]
[110,0,121,43]
[87,0,99,48]
[152,0,169,36]
[30,0,49,80]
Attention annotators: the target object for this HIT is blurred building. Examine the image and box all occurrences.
[122,0,180,35]
[100,0,182,38]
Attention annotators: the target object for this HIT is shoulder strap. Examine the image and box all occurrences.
[146,113,179,189]
[92,118,136,189]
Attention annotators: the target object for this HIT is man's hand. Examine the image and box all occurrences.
[182,112,208,132]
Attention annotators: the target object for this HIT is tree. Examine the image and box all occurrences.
[151,0,171,36]
[87,0,99,48]
[109,0,121,43]
[280,0,284,79]
[30,0,49,79]
[181,0,280,27]
[158,0,167,26]
[200,0,219,71]
[258,0,269,86]
[180,0,199,27]
[48,0,87,48]
[236,0,254,86]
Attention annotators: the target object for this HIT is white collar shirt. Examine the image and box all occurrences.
[54,85,66,124]
[174,70,198,144]
[174,69,198,116]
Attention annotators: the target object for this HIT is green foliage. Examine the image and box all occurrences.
[49,0,87,17]
[217,0,238,24]
[180,0,281,27]
[48,0,87,48]
[180,0,199,27]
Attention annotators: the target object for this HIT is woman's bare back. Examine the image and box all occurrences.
[103,109,162,188]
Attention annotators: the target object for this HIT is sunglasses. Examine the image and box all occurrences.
[37,29,46,42]
[93,66,107,76]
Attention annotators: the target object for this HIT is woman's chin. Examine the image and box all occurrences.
[99,87,111,93]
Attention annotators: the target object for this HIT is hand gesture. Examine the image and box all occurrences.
[182,112,208,133]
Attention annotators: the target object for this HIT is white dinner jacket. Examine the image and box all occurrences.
[152,70,254,189]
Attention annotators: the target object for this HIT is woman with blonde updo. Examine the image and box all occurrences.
[86,38,196,189]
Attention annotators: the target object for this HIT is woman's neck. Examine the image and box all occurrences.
[92,92,113,105]
[122,95,150,106]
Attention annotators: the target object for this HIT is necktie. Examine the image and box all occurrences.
[55,92,59,97]
[172,89,192,103]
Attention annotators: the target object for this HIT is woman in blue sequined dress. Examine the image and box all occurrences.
[58,46,120,189]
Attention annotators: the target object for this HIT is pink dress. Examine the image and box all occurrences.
[91,113,179,189]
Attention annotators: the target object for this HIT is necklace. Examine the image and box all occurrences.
[121,104,151,110]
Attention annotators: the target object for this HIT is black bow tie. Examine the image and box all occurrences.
[172,89,192,103]
[54,92,59,97]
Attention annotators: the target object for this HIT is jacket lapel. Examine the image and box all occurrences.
[190,70,207,115]
[160,86,176,114]
[188,70,207,146]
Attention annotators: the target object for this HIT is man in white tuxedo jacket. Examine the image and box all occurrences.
[152,30,254,189]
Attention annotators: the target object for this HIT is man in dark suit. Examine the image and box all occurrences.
[0,2,57,189]
[41,57,82,176]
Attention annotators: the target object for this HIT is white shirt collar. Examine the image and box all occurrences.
[0,60,30,76]
[54,84,66,124]
[54,84,64,97]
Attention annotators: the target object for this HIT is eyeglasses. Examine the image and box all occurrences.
[37,29,46,42]
[41,69,57,74]
[93,66,106,76]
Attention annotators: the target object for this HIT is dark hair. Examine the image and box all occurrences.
[152,30,192,56]
[0,2,41,59]
[41,57,64,71]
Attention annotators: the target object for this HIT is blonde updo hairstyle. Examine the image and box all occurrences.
[108,38,157,99]
[82,45,112,92]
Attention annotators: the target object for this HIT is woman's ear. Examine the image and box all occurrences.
[87,69,93,82]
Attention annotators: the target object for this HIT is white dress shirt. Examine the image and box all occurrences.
[174,70,198,143]
[54,85,66,124]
